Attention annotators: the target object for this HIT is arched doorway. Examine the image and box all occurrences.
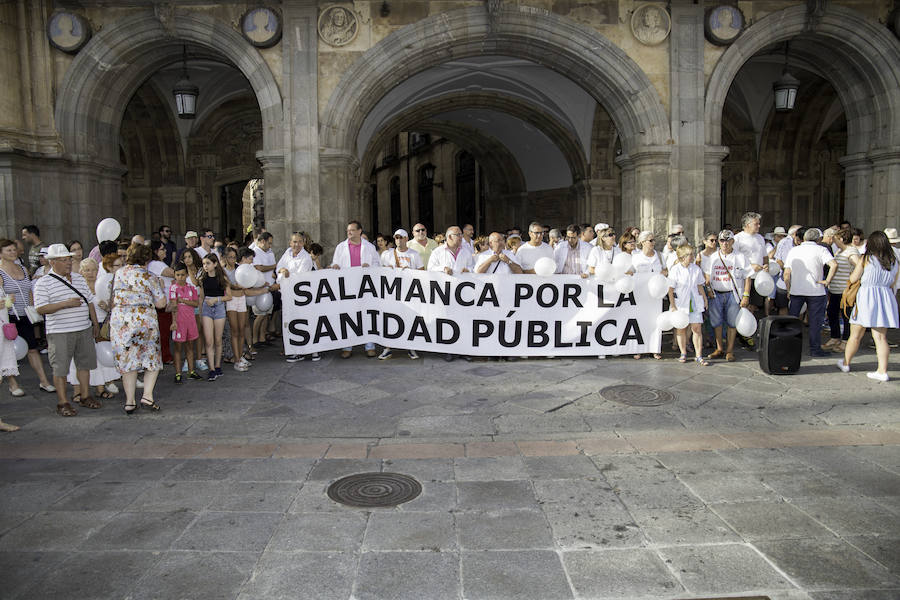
[705,4,900,234]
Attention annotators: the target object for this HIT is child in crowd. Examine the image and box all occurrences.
[309,243,323,270]
[169,263,201,383]
[668,244,710,366]
[198,254,232,381]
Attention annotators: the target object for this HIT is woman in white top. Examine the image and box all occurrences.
[631,231,667,275]
[587,228,619,275]
[824,229,860,352]
[696,232,719,350]
[668,245,709,365]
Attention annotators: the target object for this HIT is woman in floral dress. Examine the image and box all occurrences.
[110,244,167,414]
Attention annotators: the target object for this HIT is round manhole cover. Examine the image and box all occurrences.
[327,472,422,508]
[601,384,676,407]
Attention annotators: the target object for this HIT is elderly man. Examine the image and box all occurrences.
[408,223,439,267]
[704,230,752,362]
[516,221,554,274]
[176,231,201,264]
[461,224,476,255]
[277,232,314,363]
[474,232,522,275]
[332,220,381,358]
[33,244,101,416]
[548,228,562,249]
[733,211,768,313]
[378,228,424,361]
[429,226,474,362]
[784,228,839,357]
[553,224,590,276]
[772,225,801,315]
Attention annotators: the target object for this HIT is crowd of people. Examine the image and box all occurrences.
[1,215,897,430]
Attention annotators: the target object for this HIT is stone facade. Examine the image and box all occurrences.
[1,0,898,253]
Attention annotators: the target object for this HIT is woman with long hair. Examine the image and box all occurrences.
[180,248,206,372]
[0,238,55,395]
[198,253,232,381]
[837,230,898,381]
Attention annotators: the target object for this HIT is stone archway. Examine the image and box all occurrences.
[52,10,284,236]
[705,4,900,233]
[319,5,671,239]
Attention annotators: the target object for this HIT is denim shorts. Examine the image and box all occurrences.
[708,290,740,329]
[201,300,226,320]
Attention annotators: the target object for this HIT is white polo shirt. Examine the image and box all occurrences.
[253,246,277,285]
[785,242,834,296]
[515,242,554,272]
[734,230,767,272]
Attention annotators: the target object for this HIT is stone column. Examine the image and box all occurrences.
[669,1,706,244]
[570,179,590,224]
[703,146,729,237]
[869,148,900,232]
[839,153,873,232]
[618,148,672,234]
[281,0,320,254]
[319,151,359,256]
[257,151,286,245]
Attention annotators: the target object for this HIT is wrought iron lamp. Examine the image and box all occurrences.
[173,45,199,119]
[772,41,799,112]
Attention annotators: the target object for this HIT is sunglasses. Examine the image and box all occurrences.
[413,228,425,233]
[719,238,732,242]
[204,234,215,239]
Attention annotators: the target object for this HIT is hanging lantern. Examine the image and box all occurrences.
[172,46,199,119]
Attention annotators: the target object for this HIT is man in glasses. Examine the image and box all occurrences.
[331,221,381,358]
[461,224,476,255]
[378,229,424,361]
[703,229,752,362]
[408,223,438,267]
[196,227,217,259]
[554,224,590,276]
[429,226,474,362]
[516,221,554,274]
[158,225,176,266]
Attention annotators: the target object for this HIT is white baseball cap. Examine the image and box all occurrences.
[393,229,409,238]
[594,223,608,231]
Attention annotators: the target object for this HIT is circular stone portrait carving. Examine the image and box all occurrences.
[631,4,671,46]
[705,5,745,46]
[241,6,282,48]
[47,11,91,53]
[318,5,359,47]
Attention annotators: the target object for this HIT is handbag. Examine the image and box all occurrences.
[0,266,43,323]
[840,257,865,313]
[2,322,16,340]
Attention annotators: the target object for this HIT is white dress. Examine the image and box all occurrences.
[667,263,706,324]
[851,257,899,328]
[0,291,19,377]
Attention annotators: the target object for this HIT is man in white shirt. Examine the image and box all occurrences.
[784,228,838,357]
[703,230,752,361]
[196,228,218,259]
[177,231,201,264]
[429,226,474,362]
[461,224,476,255]
[733,212,768,313]
[33,244,100,416]
[580,223,596,246]
[251,232,278,349]
[475,232,523,275]
[773,225,801,315]
[516,221,554,274]
[331,220,381,358]
[277,233,314,363]
[408,223,439,267]
[553,224,590,276]
[378,229,424,361]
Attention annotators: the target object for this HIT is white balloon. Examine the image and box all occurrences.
[614,276,634,294]
[533,257,556,277]
[235,264,257,288]
[255,271,266,288]
[670,309,690,330]
[95,341,116,368]
[656,311,673,331]
[245,293,257,307]
[96,218,121,242]
[255,292,274,312]
[13,336,28,361]
[768,261,782,277]
[612,252,632,273]
[754,271,775,296]
[647,273,669,299]
[736,307,758,337]
[593,263,614,283]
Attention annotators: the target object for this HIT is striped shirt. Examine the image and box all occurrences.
[828,246,859,294]
[32,271,95,333]
[0,263,32,318]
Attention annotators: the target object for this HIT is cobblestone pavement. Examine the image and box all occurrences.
[1,334,898,600]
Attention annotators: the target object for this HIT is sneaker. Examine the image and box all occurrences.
[196,359,209,371]
[836,359,850,373]
[207,371,217,382]
[39,383,56,393]
[378,349,393,360]
[174,373,183,384]
[234,362,248,372]
[408,350,419,360]
[310,353,321,362]
[867,371,889,382]
[286,355,302,363]
[188,370,203,381]
[215,367,223,377]
[810,349,832,358]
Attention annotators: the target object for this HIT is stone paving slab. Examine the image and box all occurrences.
[2,341,900,599]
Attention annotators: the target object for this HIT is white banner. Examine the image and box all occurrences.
[281,269,663,356]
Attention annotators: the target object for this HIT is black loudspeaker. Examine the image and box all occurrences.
[758,315,803,375]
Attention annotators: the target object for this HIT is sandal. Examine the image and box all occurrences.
[653,353,662,360]
[72,393,81,405]
[124,399,137,415]
[140,397,161,412]
[725,352,736,362]
[678,354,687,363]
[99,390,115,400]
[56,403,77,417]
[708,349,725,359]
[75,395,102,409]
[695,357,711,366]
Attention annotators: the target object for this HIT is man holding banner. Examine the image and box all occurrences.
[378,228,424,361]
[428,226,474,361]
[474,232,522,275]
[331,220,382,358]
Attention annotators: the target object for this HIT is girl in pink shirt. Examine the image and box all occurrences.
[169,264,200,383]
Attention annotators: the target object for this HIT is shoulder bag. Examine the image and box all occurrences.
[0,265,43,323]
[840,256,865,314]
